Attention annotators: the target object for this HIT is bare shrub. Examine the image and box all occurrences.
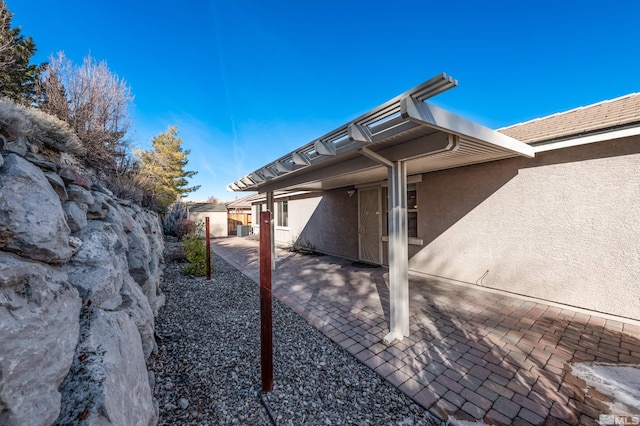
[176,219,196,240]
[38,52,133,176]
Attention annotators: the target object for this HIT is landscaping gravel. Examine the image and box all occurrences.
[148,246,440,425]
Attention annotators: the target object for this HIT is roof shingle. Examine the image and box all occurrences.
[498,92,640,144]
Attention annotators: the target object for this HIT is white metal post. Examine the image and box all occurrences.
[384,160,410,343]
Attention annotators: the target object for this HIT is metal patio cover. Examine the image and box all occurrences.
[227,73,535,194]
[227,73,535,342]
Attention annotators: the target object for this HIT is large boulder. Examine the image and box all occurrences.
[1,135,27,156]
[44,171,68,202]
[126,208,165,316]
[64,221,127,310]
[0,154,73,264]
[0,252,81,426]
[25,152,59,172]
[99,199,164,332]
[102,203,158,357]
[66,184,94,205]
[63,201,88,233]
[65,220,156,358]
[86,191,110,220]
[56,308,157,426]
[58,165,92,189]
[119,273,156,359]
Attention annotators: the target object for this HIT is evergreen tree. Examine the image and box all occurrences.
[137,125,199,212]
[0,1,40,103]
[37,68,69,121]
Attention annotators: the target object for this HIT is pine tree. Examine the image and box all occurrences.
[0,1,40,104]
[137,125,199,212]
[38,69,69,122]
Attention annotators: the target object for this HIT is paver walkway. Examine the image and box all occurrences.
[211,237,640,426]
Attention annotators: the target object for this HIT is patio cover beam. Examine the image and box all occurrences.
[359,147,393,167]
[400,96,535,158]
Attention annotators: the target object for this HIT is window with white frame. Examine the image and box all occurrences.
[407,183,418,238]
[276,200,288,227]
[383,183,418,238]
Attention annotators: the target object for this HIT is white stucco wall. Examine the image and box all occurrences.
[275,196,321,246]
[409,137,640,320]
[252,190,359,258]
[188,211,228,238]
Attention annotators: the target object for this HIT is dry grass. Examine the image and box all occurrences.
[0,97,84,155]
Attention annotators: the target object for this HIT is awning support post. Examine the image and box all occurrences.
[384,160,410,343]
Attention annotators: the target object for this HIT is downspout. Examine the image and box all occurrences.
[266,191,275,270]
[359,147,410,343]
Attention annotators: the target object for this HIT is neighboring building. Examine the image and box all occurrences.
[187,203,228,238]
[226,193,254,235]
[228,74,640,338]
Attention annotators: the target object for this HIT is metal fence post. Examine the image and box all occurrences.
[205,217,211,281]
[259,211,273,392]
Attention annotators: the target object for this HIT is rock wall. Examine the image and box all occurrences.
[0,100,164,425]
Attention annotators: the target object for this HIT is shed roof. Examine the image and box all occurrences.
[188,203,227,213]
[226,193,256,209]
[498,92,640,144]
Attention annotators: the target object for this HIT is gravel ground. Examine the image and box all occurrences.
[148,245,441,426]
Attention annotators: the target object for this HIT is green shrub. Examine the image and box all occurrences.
[181,232,213,276]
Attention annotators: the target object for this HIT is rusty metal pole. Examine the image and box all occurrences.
[205,217,211,281]
[259,211,273,392]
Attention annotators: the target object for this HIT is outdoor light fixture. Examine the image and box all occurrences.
[347,189,356,197]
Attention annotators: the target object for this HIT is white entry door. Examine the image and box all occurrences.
[358,187,382,264]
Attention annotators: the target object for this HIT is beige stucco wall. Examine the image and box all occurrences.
[250,137,639,319]
[294,190,359,259]
[253,190,359,259]
[409,136,640,320]
[188,211,228,238]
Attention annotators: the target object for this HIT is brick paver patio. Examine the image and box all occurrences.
[211,238,640,425]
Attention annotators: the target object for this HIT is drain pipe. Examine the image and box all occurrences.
[266,191,275,270]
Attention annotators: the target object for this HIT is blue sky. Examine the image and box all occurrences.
[10,0,640,201]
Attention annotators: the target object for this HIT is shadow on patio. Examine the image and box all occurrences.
[211,238,640,426]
